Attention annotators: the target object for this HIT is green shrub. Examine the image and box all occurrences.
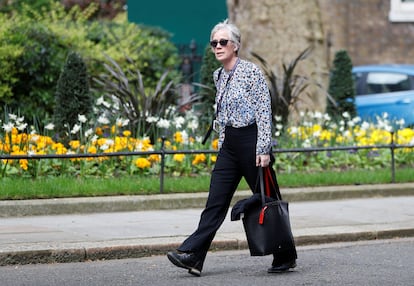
[0,0,59,14]
[0,14,24,102]
[326,50,356,120]
[0,2,181,128]
[6,21,66,124]
[54,51,92,143]
[61,0,126,20]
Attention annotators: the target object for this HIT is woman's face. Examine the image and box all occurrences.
[211,29,237,63]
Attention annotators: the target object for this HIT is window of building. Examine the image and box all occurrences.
[389,0,414,22]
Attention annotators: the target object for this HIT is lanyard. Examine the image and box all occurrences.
[216,58,240,117]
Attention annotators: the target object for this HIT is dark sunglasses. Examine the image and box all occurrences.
[210,39,230,48]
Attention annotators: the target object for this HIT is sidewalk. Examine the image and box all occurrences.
[0,183,413,266]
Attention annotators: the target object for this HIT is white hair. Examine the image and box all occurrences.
[210,19,241,53]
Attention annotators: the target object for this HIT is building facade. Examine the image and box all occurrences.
[320,0,414,67]
[128,0,414,113]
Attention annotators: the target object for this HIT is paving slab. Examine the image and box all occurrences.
[0,195,413,266]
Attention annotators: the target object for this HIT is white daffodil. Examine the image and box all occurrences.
[303,121,312,127]
[181,130,189,144]
[135,142,143,151]
[146,116,159,123]
[100,144,109,151]
[97,115,110,125]
[44,123,55,130]
[16,116,25,123]
[84,128,94,138]
[8,113,17,121]
[385,125,393,132]
[121,118,130,127]
[116,117,130,127]
[289,126,299,135]
[313,130,321,138]
[105,139,114,146]
[342,111,350,119]
[156,119,171,129]
[188,120,199,132]
[16,122,27,131]
[396,119,405,128]
[352,116,361,124]
[360,121,370,131]
[274,115,282,122]
[30,135,39,143]
[313,111,323,119]
[78,114,87,123]
[96,96,105,105]
[71,124,81,134]
[2,122,14,132]
[302,138,311,148]
[174,116,185,129]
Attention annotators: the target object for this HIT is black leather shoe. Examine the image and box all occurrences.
[267,260,296,273]
[167,251,203,277]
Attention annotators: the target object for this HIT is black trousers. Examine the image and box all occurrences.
[177,123,297,264]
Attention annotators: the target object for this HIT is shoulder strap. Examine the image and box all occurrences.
[201,121,213,145]
[202,67,224,145]
[218,67,223,79]
[214,66,224,87]
[217,67,224,81]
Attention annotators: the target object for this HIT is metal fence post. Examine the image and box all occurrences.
[160,136,166,193]
[390,131,396,183]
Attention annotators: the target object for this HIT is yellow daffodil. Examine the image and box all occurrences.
[173,153,185,162]
[135,157,151,169]
[174,131,183,144]
[192,153,206,165]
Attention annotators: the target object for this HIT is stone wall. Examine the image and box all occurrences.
[226,0,414,116]
[319,0,414,66]
[227,0,329,115]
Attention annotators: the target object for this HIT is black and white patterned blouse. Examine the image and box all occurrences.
[213,59,272,155]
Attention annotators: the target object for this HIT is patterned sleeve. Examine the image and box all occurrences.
[251,65,272,155]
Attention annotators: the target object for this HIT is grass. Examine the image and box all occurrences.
[0,167,412,200]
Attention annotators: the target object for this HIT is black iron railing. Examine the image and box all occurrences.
[1,133,413,193]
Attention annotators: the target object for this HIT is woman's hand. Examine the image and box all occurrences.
[256,154,270,167]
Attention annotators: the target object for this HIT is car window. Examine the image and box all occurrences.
[365,72,411,94]
[353,72,364,95]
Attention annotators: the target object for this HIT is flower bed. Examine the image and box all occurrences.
[1,111,413,178]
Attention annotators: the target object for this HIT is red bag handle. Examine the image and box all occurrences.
[264,168,271,197]
[264,166,282,200]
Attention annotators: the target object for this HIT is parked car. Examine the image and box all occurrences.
[352,64,414,127]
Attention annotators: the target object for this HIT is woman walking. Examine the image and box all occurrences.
[167,20,297,277]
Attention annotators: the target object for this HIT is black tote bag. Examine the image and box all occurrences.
[242,167,295,256]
